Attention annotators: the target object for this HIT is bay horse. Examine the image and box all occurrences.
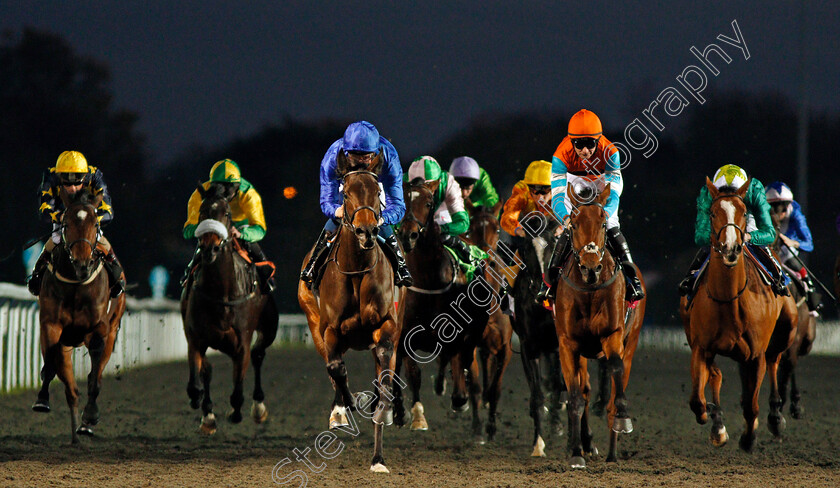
[510,211,568,457]
[393,178,491,443]
[770,211,815,419]
[181,183,278,434]
[680,178,797,452]
[297,151,401,474]
[32,188,126,444]
[553,182,646,468]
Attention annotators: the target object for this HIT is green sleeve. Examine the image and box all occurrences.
[694,186,712,246]
[745,178,776,246]
[469,168,500,208]
[240,225,266,242]
[183,223,197,240]
[441,210,470,236]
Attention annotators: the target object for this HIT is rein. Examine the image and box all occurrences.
[328,170,383,277]
[400,184,435,235]
[562,200,614,292]
[47,260,106,285]
[560,261,621,293]
[705,273,750,303]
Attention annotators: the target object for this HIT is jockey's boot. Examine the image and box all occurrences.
[678,247,710,296]
[180,247,201,288]
[607,227,645,302]
[382,234,413,287]
[245,242,275,293]
[26,250,51,296]
[753,246,791,296]
[300,229,331,284]
[802,273,823,312]
[441,234,483,277]
[536,231,570,303]
[103,249,126,298]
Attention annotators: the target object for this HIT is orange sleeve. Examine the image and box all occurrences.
[501,181,530,236]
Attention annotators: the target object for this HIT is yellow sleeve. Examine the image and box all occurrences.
[237,188,267,241]
[182,189,203,239]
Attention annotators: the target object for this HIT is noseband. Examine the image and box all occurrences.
[341,170,382,235]
[568,202,608,264]
[401,184,434,235]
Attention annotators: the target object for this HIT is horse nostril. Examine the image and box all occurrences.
[355,228,364,236]
[595,264,603,273]
[409,231,419,241]
[372,226,380,236]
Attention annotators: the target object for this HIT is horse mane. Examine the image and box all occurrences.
[408,176,426,188]
[206,182,229,199]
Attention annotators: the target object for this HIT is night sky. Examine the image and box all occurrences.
[2,1,838,165]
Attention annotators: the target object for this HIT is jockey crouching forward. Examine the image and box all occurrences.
[537,109,645,303]
[300,120,412,287]
[406,156,485,275]
[678,164,789,297]
[182,159,275,293]
[449,156,502,216]
[27,150,125,298]
[501,160,556,238]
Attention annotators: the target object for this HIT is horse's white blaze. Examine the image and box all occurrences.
[583,241,599,255]
[410,191,420,200]
[77,209,88,220]
[720,200,737,248]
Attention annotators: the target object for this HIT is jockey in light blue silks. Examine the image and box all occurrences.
[300,121,413,286]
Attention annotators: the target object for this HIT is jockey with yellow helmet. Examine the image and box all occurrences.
[449,156,501,215]
[300,121,412,287]
[181,159,275,292]
[500,160,554,237]
[27,151,125,298]
[678,164,789,296]
[537,109,645,302]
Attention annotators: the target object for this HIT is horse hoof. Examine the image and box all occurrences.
[791,404,804,419]
[592,401,605,417]
[329,406,349,430]
[587,445,599,457]
[433,376,447,396]
[738,433,755,452]
[531,436,546,457]
[410,403,428,431]
[768,414,786,437]
[200,413,217,435]
[474,434,486,445]
[450,399,469,413]
[76,424,94,437]
[251,402,269,424]
[570,456,586,469]
[373,406,394,426]
[370,463,390,474]
[227,409,243,424]
[710,426,729,447]
[32,401,50,413]
[612,417,633,434]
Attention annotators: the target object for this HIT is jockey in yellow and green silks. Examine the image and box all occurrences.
[26,150,125,298]
[181,159,274,291]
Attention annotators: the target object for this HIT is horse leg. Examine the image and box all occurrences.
[80,331,114,436]
[370,324,398,473]
[251,302,278,423]
[485,342,511,442]
[520,346,546,456]
[708,361,728,446]
[765,358,786,438]
[592,357,609,417]
[186,343,204,410]
[579,361,597,458]
[53,346,81,444]
[464,349,485,444]
[738,357,765,452]
[392,349,407,428]
[433,355,448,397]
[480,346,491,408]
[558,340,586,468]
[405,355,427,431]
[449,352,470,413]
[547,351,566,437]
[227,346,249,424]
[689,347,711,425]
[789,361,804,419]
[33,327,60,413]
[199,354,217,434]
[324,328,355,411]
[328,378,349,430]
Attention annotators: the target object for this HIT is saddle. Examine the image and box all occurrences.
[686,245,789,303]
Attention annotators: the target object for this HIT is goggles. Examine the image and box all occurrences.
[528,184,551,196]
[59,173,86,185]
[572,137,599,150]
[454,177,477,189]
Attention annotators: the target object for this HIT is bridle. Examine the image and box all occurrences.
[568,202,608,264]
[709,193,746,256]
[400,183,435,236]
[61,202,101,269]
[329,170,382,276]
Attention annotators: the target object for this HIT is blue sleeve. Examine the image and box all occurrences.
[319,140,342,219]
[379,138,406,226]
[550,155,568,220]
[603,151,623,218]
[788,201,813,252]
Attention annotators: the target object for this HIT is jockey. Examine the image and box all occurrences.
[537,109,645,302]
[449,156,501,214]
[407,156,484,269]
[765,181,820,312]
[678,164,789,296]
[299,121,412,287]
[27,151,125,298]
[182,159,275,292]
[500,160,555,237]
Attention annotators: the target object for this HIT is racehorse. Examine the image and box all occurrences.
[458,205,513,442]
[297,151,401,474]
[510,211,568,457]
[770,212,816,419]
[32,188,126,444]
[393,178,491,443]
[553,183,646,468]
[680,178,797,452]
[181,183,278,434]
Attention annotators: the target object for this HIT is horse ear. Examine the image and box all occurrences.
[369,152,384,175]
[427,179,440,194]
[737,178,750,197]
[335,149,348,177]
[705,177,718,199]
[92,192,104,209]
[597,183,611,206]
[197,181,207,198]
[58,185,72,208]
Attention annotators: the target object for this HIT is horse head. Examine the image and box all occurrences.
[59,188,103,280]
[706,177,750,267]
[197,183,234,264]
[337,150,382,251]
[568,181,610,285]
[466,206,500,252]
[398,177,439,252]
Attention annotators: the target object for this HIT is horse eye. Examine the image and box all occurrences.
[425,202,432,208]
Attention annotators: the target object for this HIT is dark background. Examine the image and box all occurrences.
[1,2,838,325]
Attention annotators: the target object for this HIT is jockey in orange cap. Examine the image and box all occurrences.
[537,109,644,302]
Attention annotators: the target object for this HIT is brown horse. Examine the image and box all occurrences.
[553,183,646,468]
[680,178,797,452]
[32,188,126,444]
[770,212,816,419]
[181,183,278,434]
[393,178,492,443]
[297,152,401,474]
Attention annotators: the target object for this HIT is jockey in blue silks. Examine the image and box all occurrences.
[300,120,413,286]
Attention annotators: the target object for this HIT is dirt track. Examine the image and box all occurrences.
[1,344,839,487]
